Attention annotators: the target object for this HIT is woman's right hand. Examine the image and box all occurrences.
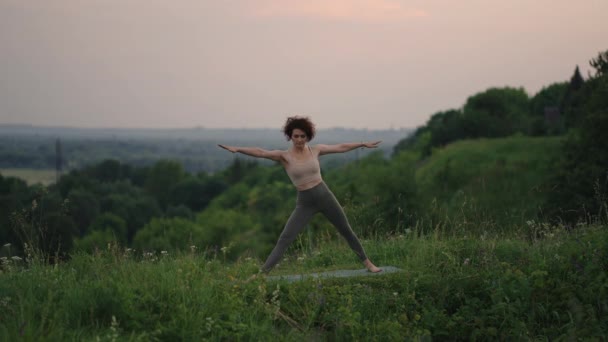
[218,144,238,153]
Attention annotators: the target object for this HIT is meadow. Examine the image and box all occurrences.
[0,168,56,186]
[1,221,606,341]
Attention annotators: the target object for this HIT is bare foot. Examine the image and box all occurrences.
[363,259,382,273]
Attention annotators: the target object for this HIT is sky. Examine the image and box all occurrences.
[1,0,606,130]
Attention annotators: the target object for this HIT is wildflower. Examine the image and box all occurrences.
[32,200,37,210]
[393,292,399,297]
[3,243,10,248]
[161,250,168,255]
[220,246,228,253]
[11,256,22,261]
[463,258,470,266]
[190,245,197,252]
[297,256,305,261]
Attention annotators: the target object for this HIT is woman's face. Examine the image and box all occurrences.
[291,128,308,148]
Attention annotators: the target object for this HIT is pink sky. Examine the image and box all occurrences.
[1,0,606,129]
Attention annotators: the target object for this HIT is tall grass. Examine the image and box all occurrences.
[1,222,606,341]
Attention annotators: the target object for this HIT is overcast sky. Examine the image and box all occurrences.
[1,0,606,130]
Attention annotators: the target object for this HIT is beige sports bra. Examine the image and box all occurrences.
[284,145,322,190]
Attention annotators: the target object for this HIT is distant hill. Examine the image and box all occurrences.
[0,124,411,143]
[0,124,412,173]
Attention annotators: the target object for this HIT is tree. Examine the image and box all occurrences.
[221,158,259,185]
[55,138,63,182]
[67,188,100,236]
[462,87,531,137]
[98,192,160,243]
[544,50,608,223]
[428,110,466,147]
[561,66,586,128]
[589,49,608,78]
[39,213,78,257]
[74,229,118,253]
[168,177,227,211]
[144,160,185,209]
[89,159,131,183]
[529,82,568,135]
[0,175,30,248]
[88,213,128,244]
[195,209,261,258]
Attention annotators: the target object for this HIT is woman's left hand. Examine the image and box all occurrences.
[363,141,382,148]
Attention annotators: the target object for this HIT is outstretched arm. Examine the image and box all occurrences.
[218,144,284,162]
[317,141,382,155]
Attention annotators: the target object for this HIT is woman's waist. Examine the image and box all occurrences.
[295,178,324,192]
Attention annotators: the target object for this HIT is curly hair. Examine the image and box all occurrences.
[282,116,316,141]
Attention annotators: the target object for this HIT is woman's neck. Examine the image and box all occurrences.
[291,144,307,153]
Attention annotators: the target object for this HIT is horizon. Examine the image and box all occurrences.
[0,122,412,131]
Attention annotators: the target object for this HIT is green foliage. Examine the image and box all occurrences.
[1,224,606,340]
[168,176,227,211]
[462,87,531,137]
[545,110,608,223]
[144,160,185,209]
[0,175,31,246]
[133,217,205,252]
[312,151,418,240]
[38,213,78,257]
[195,209,263,258]
[89,213,128,244]
[66,188,100,236]
[414,136,562,232]
[74,229,119,253]
[529,82,568,135]
[544,53,608,223]
[589,49,608,78]
[394,87,534,157]
[165,204,194,219]
[561,66,588,128]
[88,159,132,183]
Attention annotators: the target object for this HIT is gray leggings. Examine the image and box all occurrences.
[261,181,368,272]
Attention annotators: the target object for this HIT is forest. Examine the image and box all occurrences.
[0,49,606,340]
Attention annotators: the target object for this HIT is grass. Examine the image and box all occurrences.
[0,168,57,186]
[413,136,563,231]
[1,223,607,341]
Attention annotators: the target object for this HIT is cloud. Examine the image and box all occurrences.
[250,0,428,21]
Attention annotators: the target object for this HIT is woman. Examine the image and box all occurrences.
[218,116,382,273]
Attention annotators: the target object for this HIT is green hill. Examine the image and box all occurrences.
[323,135,563,237]
[414,135,563,232]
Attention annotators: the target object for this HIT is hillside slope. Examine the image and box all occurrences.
[414,135,563,230]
